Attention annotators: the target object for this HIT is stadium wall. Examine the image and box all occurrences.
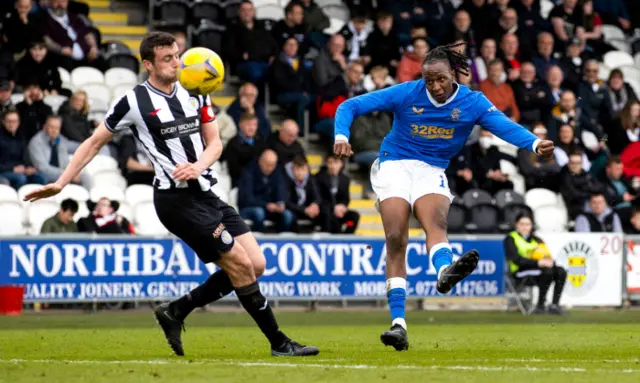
[0,234,635,306]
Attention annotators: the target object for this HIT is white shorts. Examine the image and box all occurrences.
[370,158,454,208]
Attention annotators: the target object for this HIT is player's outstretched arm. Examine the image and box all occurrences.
[173,120,223,181]
[23,123,115,202]
[475,94,554,158]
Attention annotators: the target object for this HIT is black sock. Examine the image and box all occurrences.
[235,281,287,348]
[537,269,553,308]
[552,267,567,305]
[169,270,234,321]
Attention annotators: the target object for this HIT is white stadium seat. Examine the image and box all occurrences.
[71,66,105,86]
[525,188,558,211]
[91,170,127,191]
[0,185,18,202]
[322,4,350,22]
[134,201,168,235]
[89,97,110,113]
[125,184,154,207]
[27,200,59,235]
[253,0,279,6]
[601,24,626,42]
[534,204,568,232]
[598,64,611,81]
[81,83,112,105]
[500,160,526,195]
[43,95,69,114]
[56,184,90,203]
[608,39,632,54]
[539,0,553,19]
[58,67,71,85]
[111,84,133,102]
[316,0,342,7]
[85,155,119,176]
[324,17,346,35]
[0,201,25,235]
[636,53,640,67]
[90,185,125,202]
[104,68,138,87]
[10,93,24,105]
[229,187,239,211]
[256,4,284,20]
[117,201,133,222]
[603,51,634,69]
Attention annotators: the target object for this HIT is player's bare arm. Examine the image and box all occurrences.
[23,123,115,202]
[172,120,223,182]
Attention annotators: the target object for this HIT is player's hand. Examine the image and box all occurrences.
[334,204,347,218]
[173,163,205,181]
[333,141,353,158]
[536,140,555,159]
[23,183,63,202]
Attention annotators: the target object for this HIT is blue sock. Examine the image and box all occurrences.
[431,243,453,277]
[386,278,407,329]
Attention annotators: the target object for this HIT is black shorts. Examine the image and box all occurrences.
[154,189,250,263]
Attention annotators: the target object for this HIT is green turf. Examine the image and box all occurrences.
[1,310,640,383]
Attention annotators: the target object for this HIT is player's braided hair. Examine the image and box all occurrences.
[423,41,470,78]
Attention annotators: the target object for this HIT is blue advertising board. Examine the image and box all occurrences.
[0,236,505,302]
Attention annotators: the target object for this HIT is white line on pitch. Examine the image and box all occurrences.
[1,359,640,374]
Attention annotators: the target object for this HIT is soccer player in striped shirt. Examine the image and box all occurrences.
[333,42,555,351]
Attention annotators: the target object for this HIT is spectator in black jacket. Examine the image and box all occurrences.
[628,208,640,234]
[269,38,312,130]
[361,12,401,76]
[338,13,373,63]
[512,62,550,126]
[266,119,305,166]
[315,154,360,234]
[446,144,477,196]
[575,192,623,232]
[560,151,602,218]
[270,2,307,54]
[226,1,277,84]
[0,109,45,189]
[238,149,294,233]
[607,100,639,155]
[118,134,154,186]
[599,155,637,210]
[222,113,265,186]
[470,129,515,195]
[300,0,330,34]
[576,59,610,124]
[605,69,638,117]
[15,81,52,141]
[518,123,561,191]
[284,156,323,233]
[226,83,272,139]
[15,40,63,95]
[548,90,602,143]
[2,0,41,54]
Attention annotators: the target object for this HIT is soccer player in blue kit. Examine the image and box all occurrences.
[333,42,555,351]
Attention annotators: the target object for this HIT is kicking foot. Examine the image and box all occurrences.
[436,249,479,294]
[380,324,409,351]
[548,304,567,316]
[532,306,546,315]
[154,302,185,356]
[271,338,320,356]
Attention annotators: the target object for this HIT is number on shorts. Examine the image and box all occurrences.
[439,175,445,188]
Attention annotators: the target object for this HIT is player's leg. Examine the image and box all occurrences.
[216,239,319,356]
[378,198,412,351]
[413,193,479,295]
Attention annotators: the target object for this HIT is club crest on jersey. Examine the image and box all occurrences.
[450,108,461,121]
[188,97,199,110]
[412,106,424,114]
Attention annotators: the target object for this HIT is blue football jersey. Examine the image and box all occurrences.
[334,81,539,168]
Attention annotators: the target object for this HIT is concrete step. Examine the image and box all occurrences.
[211,96,234,108]
[89,12,128,25]
[355,228,424,237]
[81,0,111,8]
[349,199,375,209]
[121,39,142,52]
[99,25,148,38]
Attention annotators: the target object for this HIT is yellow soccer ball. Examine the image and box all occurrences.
[178,47,225,95]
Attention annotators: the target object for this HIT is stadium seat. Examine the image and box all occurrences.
[324,17,346,35]
[447,200,467,233]
[17,184,45,205]
[27,200,59,235]
[212,184,229,203]
[0,184,18,202]
[0,201,25,235]
[71,67,105,86]
[107,54,140,74]
[619,65,640,81]
[101,41,133,58]
[539,0,553,19]
[467,204,499,233]
[43,95,69,114]
[191,0,221,23]
[524,188,558,211]
[10,93,24,105]
[81,83,112,105]
[88,97,110,114]
[253,0,279,6]
[134,201,169,235]
[601,24,626,42]
[56,184,90,203]
[493,136,518,157]
[91,170,128,191]
[598,63,611,81]
[626,78,640,97]
[316,0,343,7]
[228,187,239,211]
[111,84,133,102]
[499,203,533,232]
[608,39,632,54]
[85,155,119,176]
[105,68,138,87]
[494,189,525,209]
[603,51,634,68]
[635,53,640,67]
[321,4,350,22]
[192,22,225,53]
[462,189,493,208]
[534,204,568,232]
[223,0,241,21]
[256,4,284,20]
[90,185,125,202]
[58,67,71,85]
[117,201,133,222]
[156,0,189,27]
[216,173,232,193]
[125,184,154,207]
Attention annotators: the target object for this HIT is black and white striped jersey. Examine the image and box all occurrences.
[104,80,218,192]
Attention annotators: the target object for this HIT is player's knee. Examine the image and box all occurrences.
[225,245,255,280]
[385,231,407,254]
[252,253,267,277]
[431,208,448,232]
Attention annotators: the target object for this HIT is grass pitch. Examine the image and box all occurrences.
[1,309,640,383]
